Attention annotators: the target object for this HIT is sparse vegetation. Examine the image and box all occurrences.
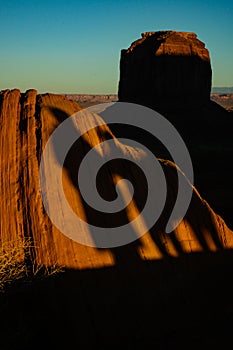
[0,238,63,292]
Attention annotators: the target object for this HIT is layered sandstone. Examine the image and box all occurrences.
[0,89,233,270]
[118,31,212,110]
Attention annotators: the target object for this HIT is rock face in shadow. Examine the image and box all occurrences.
[0,89,233,270]
[118,31,212,110]
[117,31,233,229]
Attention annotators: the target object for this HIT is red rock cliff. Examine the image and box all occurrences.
[0,89,232,269]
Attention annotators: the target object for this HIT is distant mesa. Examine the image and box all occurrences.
[118,30,212,111]
[63,94,117,108]
[211,86,233,94]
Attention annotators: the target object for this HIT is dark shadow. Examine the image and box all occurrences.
[49,106,146,264]
[107,101,233,229]
[1,249,233,349]
[49,105,225,260]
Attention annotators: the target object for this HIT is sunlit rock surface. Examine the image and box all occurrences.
[0,89,232,269]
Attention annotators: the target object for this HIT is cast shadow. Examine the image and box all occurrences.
[2,104,233,349]
[49,104,226,262]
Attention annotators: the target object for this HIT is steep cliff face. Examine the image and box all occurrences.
[0,89,232,269]
[118,31,212,110]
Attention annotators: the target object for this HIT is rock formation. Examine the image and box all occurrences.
[118,31,233,228]
[118,31,212,110]
[1,32,233,348]
[0,89,233,270]
[1,89,233,349]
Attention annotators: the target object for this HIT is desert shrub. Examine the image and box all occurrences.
[0,238,63,291]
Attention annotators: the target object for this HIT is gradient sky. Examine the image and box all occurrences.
[0,0,232,93]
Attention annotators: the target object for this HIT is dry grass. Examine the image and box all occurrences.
[0,238,63,291]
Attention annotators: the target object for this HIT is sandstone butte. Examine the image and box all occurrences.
[118,31,212,110]
[0,87,233,271]
[118,30,233,230]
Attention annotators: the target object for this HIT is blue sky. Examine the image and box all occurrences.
[0,0,232,93]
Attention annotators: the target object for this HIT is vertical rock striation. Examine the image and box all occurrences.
[0,89,233,269]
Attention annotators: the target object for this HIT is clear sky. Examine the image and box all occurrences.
[0,0,232,94]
